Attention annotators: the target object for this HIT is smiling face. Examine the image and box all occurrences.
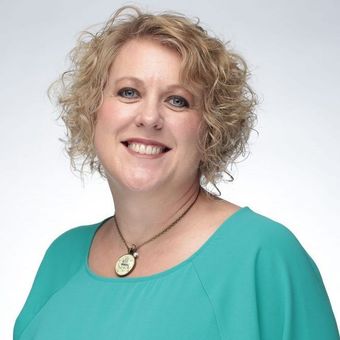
[94,38,203,194]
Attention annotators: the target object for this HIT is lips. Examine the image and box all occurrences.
[121,138,171,154]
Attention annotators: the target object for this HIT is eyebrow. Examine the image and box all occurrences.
[113,76,194,96]
[114,76,144,85]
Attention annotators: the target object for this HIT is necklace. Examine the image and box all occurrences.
[113,188,201,277]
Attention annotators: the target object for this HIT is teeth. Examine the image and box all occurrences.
[127,142,164,155]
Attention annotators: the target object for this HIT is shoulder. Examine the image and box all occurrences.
[202,198,302,252]
[38,216,112,283]
[233,207,323,283]
[44,221,99,261]
[192,207,340,338]
[13,218,108,340]
[194,206,315,274]
[235,206,308,257]
[29,216,107,286]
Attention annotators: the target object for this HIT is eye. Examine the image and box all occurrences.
[117,87,139,99]
[168,96,189,108]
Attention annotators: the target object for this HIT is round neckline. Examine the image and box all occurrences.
[85,206,251,283]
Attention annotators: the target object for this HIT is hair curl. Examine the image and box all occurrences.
[49,5,258,194]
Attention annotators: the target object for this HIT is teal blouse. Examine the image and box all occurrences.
[14,207,339,339]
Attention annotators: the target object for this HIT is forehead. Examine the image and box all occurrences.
[108,38,183,82]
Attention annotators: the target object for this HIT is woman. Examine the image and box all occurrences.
[14,6,339,340]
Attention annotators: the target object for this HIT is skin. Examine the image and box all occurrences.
[90,38,240,277]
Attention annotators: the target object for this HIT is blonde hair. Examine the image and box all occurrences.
[49,5,258,193]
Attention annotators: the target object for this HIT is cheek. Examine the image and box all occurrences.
[95,100,133,134]
[171,115,203,167]
[176,116,202,147]
[97,94,138,119]
[96,100,116,125]
[93,102,117,153]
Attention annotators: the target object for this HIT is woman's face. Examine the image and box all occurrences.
[94,38,202,194]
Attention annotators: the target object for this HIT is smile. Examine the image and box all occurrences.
[121,141,171,157]
[128,142,166,155]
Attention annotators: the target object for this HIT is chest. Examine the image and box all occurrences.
[90,234,210,278]
[19,267,221,340]
[88,204,239,279]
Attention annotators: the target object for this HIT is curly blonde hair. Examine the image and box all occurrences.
[49,5,258,193]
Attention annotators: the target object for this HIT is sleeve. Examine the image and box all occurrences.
[254,227,340,340]
[13,243,56,340]
[13,226,91,340]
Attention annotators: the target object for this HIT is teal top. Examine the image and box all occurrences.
[14,207,339,340]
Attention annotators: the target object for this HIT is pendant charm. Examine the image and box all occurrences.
[115,245,139,277]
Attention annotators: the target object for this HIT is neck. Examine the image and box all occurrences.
[107,178,203,245]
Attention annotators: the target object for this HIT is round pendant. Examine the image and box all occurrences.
[115,253,136,277]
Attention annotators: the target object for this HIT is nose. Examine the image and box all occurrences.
[134,97,163,130]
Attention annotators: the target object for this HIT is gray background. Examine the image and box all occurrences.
[1,0,339,338]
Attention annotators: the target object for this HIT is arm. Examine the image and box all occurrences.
[254,231,339,339]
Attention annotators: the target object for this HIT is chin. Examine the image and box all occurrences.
[119,171,166,193]
[123,181,162,193]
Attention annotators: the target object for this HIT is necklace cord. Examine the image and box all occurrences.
[113,187,201,253]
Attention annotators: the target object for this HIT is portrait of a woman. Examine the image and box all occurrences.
[13,5,339,340]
